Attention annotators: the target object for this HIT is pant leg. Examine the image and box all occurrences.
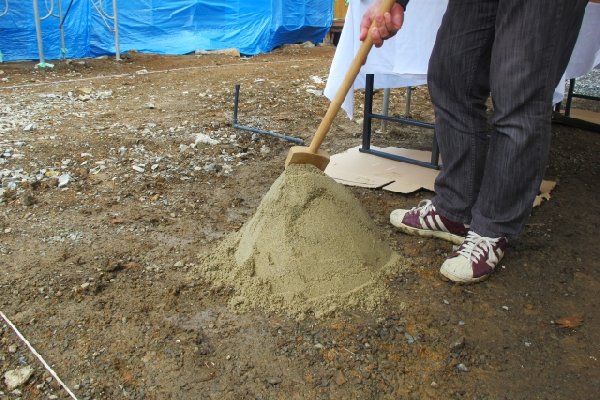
[469,0,588,239]
[427,0,498,225]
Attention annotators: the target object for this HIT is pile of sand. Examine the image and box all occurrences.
[196,164,407,319]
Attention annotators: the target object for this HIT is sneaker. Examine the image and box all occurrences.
[440,231,508,284]
[390,200,469,245]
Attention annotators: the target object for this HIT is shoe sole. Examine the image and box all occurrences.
[390,220,465,246]
[439,267,491,284]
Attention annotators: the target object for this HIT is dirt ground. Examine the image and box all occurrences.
[0,45,599,400]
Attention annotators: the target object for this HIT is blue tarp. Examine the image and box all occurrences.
[0,0,332,62]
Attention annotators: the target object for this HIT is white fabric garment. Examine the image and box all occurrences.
[552,2,600,104]
[325,0,599,118]
[324,0,448,118]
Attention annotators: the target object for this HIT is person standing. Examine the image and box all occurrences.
[360,0,588,283]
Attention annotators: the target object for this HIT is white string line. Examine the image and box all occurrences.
[0,311,79,400]
[0,57,323,91]
[39,0,55,20]
[90,0,114,30]
[0,0,9,17]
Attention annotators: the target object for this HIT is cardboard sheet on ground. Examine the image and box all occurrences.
[325,146,555,207]
[568,109,600,125]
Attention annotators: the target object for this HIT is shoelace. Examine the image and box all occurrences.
[414,199,434,220]
[411,200,470,232]
[457,231,501,265]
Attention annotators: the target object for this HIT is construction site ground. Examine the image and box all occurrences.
[0,45,599,399]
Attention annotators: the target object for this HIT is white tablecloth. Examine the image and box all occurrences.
[325,0,600,118]
[324,0,448,118]
[553,2,600,103]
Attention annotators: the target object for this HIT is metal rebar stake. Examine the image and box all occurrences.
[232,85,304,145]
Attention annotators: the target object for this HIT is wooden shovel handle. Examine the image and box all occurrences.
[308,0,398,153]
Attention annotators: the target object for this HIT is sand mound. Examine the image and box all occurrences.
[197,164,407,319]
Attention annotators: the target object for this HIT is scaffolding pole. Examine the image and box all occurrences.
[32,0,63,68]
[58,0,66,58]
[0,0,9,62]
[91,0,121,61]
[32,0,47,67]
[5,0,120,64]
[112,0,120,60]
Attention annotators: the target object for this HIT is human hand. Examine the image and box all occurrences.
[359,0,405,48]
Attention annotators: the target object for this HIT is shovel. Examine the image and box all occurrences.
[285,0,397,171]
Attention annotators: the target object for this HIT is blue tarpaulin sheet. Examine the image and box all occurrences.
[0,1,332,62]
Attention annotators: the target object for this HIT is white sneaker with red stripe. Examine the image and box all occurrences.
[390,200,469,245]
[440,231,508,283]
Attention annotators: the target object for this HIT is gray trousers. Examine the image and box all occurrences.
[428,0,588,239]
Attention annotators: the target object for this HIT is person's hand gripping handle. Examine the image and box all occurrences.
[308,0,401,155]
[359,0,405,48]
